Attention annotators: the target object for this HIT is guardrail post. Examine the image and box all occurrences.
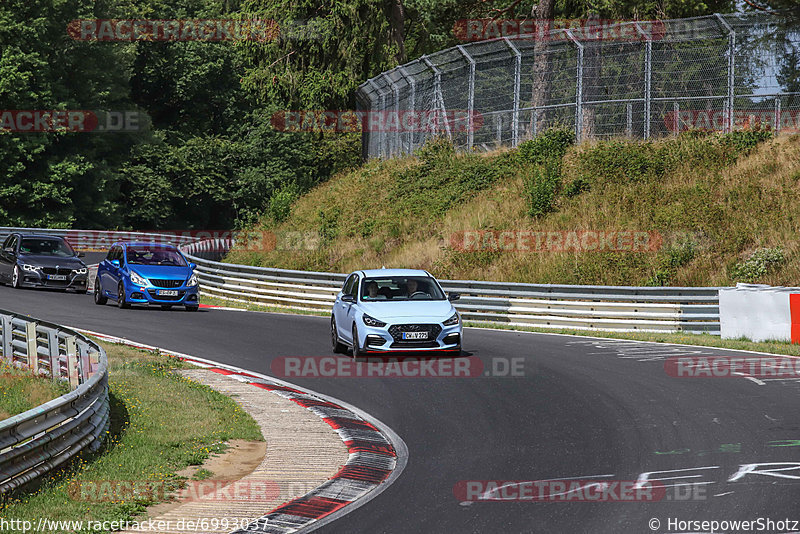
[25,322,38,375]
[47,330,60,379]
[66,336,79,389]
[1,316,11,361]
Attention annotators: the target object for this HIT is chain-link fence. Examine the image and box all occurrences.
[357,12,800,159]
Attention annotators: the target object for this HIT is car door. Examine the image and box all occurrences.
[334,274,356,340]
[0,235,14,282]
[100,246,121,295]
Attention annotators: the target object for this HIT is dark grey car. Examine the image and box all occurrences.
[0,233,88,292]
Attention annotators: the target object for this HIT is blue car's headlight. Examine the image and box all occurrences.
[129,271,147,286]
[187,273,198,287]
[362,314,387,327]
[22,264,41,272]
[443,312,460,326]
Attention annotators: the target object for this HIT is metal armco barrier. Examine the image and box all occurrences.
[180,241,721,334]
[0,309,109,494]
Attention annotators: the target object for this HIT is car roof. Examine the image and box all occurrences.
[16,234,67,241]
[359,268,431,278]
[115,241,179,248]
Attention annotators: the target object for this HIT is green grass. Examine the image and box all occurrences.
[0,342,263,533]
[0,364,70,420]
[226,129,800,287]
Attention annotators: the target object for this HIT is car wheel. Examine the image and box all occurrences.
[331,316,347,354]
[94,279,107,305]
[117,283,130,309]
[11,266,21,289]
[352,325,365,361]
[184,305,198,312]
[160,305,173,310]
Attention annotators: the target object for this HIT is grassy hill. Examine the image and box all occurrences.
[225,130,800,287]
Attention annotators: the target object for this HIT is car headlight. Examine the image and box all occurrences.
[72,268,87,275]
[362,314,387,327]
[22,264,41,272]
[443,312,460,326]
[187,273,198,287]
[129,271,147,286]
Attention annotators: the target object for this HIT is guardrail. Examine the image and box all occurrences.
[180,241,721,334]
[0,309,109,494]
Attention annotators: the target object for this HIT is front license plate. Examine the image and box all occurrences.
[47,275,67,281]
[402,331,428,340]
[157,290,179,296]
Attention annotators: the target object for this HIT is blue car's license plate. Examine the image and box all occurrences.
[157,290,179,296]
[402,331,428,340]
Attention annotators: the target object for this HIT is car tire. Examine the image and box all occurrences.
[161,305,173,310]
[11,266,21,289]
[331,316,347,354]
[94,279,107,305]
[352,325,365,361]
[117,282,130,309]
[184,305,198,312]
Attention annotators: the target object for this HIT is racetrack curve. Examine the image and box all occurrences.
[4,277,800,534]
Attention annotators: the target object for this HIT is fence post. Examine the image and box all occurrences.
[673,102,680,135]
[775,96,781,134]
[66,336,79,389]
[635,22,652,139]
[716,14,735,133]
[565,30,584,141]
[367,79,385,158]
[503,38,522,146]
[25,322,37,375]
[422,56,452,141]
[456,45,476,150]
[398,65,416,153]
[626,102,633,137]
[382,73,400,157]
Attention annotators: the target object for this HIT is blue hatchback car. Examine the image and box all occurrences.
[94,242,199,311]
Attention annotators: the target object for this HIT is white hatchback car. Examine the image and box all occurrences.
[331,269,462,359]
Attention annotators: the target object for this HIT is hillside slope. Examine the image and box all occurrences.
[226,131,800,287]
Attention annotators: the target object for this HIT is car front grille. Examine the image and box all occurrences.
[41,267,73,276]
[388,324,442,346]
[147,289,186,301]
[149,279,183,288]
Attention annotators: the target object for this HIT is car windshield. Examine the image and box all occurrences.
[19,238,76,257]
[361,276,445,301]
[126,245,186,266]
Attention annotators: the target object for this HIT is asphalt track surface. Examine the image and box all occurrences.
[4,268,800,533]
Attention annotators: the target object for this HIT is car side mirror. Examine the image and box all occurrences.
[448,293,460,301]
[341,294,355,303]
[189,262,197,270]
[77,251,85,258]
[111,259,120,267]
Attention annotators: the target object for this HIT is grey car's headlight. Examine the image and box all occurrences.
[22,264,41,272]
[73,268,87,275]
[362,314,387,327]
[443,312,460,326]
[129,271,147,286]
[187,273,198,287]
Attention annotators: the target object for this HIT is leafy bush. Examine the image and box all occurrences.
[516,128,575,217]
[267,182,300,223]
[730,247,786,282]
[516,128,574,166]
[563,177,591,197]
[648,239,698,286]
